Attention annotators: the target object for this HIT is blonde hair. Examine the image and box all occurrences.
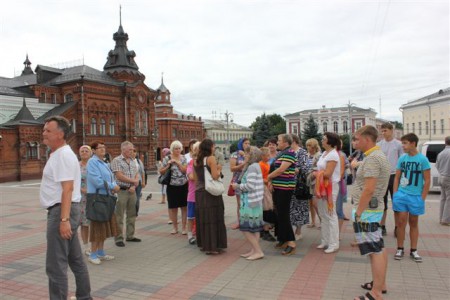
[305,138,320,153]
[191,141,201,159]
[170,140,183,153]
[260,147,270,156]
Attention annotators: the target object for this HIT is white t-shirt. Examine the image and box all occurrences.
[377,139,403,174]
[40,145,81,208]
[185,153,192,164]
[317,149,341,183]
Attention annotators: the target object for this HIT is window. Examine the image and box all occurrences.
[172,128,177,137]
[433,120,436,134]
[90,118,97,135]
[26,142,39,159]
[135,111,140,135]
[291,124,298,134]
[418,122,422,135]
[425,121,429,135]
[71,119,76,133]
[355,121,362,130]
[441,119,444,134]
[65,93,73,102]
[322,122,327,132]
[425,144,446,163]
[142,110,148,135]
[40,92,46,102]
[412,123,415,133]
[51,94,56,104]
[109,119,115,135]
[343,121,348,133]
[406,123,409,132]
[99,118,106,135]
[333,121,338,133]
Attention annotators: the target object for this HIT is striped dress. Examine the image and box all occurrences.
[238,163,265,233]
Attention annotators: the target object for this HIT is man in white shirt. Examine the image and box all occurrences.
[40,116,91,300]
[377,123,403,236]
[436,136,450,225]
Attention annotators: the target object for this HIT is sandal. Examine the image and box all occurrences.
[355,292,375,300]
[306,224,315,228]
[361,281,387,294]
[170,229,178,234]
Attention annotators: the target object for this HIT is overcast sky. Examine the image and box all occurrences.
[1,0,448,126]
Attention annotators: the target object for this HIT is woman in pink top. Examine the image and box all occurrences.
[186,141,201,244]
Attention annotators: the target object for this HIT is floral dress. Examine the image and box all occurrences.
[290,148,312,227]
[80,162,90,226]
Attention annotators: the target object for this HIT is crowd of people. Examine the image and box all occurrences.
[39,115,448,300]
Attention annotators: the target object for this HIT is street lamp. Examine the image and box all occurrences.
[347,100,356,155]
[224,110,234,157]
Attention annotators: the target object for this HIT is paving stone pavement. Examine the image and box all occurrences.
[0,163,449,300]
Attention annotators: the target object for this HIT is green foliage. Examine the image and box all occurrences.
[391,121,403,130]
[251,113,286,146]
[301,114,322,146]
[339,134,351,156]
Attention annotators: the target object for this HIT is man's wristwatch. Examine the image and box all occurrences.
[60,218,69,222]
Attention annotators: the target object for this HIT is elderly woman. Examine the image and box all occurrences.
[79,145,92,255]
[194,138,227,254]
[268,134,298,256]
[315,132,341,254]
[159,140,188,234]
[157,148,171,205]
[229,137,251,229]
[306,138,322,228]
[233,146,265,260]
[86,141,120,264]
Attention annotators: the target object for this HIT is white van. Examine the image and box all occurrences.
[420,141,446,192]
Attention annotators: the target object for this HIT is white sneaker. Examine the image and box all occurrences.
[84,249,91,256]
[70,297,77,300]
[394,249,404,260]
[98,254,115,261]
[317,243,327,249]
[410,251,422,263]
[295,233,303,241]
[324,247,338,254]
[88,256,101,265]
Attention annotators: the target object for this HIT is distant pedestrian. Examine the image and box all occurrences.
[40,116,91,300]
[436,136,450,226]
[377,122,404,237]
[78,145,92,256]
[305,138,321,228]
[393,133,430,263]
[186,141,201,244]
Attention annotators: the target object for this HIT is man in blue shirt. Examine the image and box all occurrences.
[393,133,430,262]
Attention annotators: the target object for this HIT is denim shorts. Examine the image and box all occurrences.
[392,190,425,216]
[187,202,195,219]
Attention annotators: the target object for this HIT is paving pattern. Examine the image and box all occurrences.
[0,164,449,299]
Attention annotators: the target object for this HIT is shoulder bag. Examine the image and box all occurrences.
[204,157,225,196]
[158,156,171,185]
[294,173,312,200]
[86,180,117,222]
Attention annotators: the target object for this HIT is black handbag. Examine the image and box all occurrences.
[158,156,171,185]
[86,181,117,222]
[294,173,311,200]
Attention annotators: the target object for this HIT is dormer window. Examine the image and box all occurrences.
[65,93,73,102]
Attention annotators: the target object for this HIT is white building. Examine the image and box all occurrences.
[203,119,253,158]
[400,87,450,143]
[285,105,377,136]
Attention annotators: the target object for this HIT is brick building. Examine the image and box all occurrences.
[0,21,203,182]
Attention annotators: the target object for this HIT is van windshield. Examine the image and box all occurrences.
[426,144,445,163]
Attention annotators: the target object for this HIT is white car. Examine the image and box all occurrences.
[420,141,446,193]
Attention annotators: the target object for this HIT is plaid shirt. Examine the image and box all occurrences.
[111,154,138,188]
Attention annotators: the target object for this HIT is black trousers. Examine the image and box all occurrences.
[273,189,295,243]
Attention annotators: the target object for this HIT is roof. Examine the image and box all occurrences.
[47,65,120,85]
[284,106,375,118]
[37,101,77,122]
[401,87,450,109]
[1,99,40,127]
[202,119,251,131]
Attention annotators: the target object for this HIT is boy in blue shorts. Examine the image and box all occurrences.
[393,133,430,262]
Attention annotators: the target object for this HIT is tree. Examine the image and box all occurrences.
[392,121,403,130]
[301,114,322,146]
[250,113,286,146]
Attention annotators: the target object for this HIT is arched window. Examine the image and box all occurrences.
[109,119,115,135]
[141,110,148,135]
[64,93,73,102]
[323,122,328,132]
[71,119,76,133]
[333,121,338,133]
[99,118,106,135]
[90,118,97,135]
[135,111,141,135]
[27,142,39,160]
[343,121,348,133]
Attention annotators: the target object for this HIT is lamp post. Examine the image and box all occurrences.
[347,100,356,155]
[224,110,234,157]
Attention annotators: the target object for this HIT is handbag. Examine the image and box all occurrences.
[86,181,117,222]
[158,156,171,185]
[204,157,225,196]
[227,182,235,196]
[294,173,311,200]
